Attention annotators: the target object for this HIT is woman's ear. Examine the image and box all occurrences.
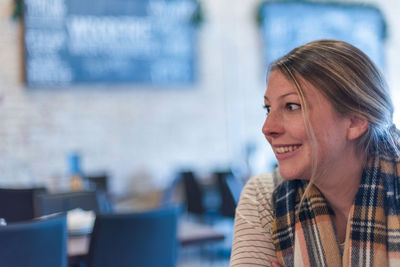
[347,115,368,140]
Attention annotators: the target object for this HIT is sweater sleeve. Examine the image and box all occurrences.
[229,174,277,267]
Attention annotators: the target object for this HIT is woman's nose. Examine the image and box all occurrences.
[262,111,283,138]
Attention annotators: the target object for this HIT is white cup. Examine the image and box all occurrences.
[0,218,7,226]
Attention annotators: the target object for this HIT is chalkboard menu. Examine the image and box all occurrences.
[24,0,197,86]
[259,2,386,72]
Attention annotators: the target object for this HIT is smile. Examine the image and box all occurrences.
[275,145,301,154]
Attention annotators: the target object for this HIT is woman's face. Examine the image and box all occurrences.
[262,70,353,180]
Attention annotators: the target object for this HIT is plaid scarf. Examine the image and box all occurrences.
[272,154,400,267]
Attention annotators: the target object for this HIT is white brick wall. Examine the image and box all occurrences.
[0,0,398,194]
[0,0,269,194]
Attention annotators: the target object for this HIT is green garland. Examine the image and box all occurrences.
[12,0,23,20]
[191,0,204,27]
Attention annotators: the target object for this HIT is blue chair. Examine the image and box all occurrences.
[0,215,67,267]
[0,187,47,223]
[86,206,180,267]
[86,173,109,193]
[215,171,243,218]
[225,174,244,205]
[181,171,206,215]
[35,191,112,216]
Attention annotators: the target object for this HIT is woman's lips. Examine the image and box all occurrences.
[273,144,302,160]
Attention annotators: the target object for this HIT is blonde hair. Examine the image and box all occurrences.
[270,39,400,199]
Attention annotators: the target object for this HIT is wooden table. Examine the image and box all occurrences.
[68,220,225,264]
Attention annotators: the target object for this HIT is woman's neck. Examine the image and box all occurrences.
[313,150,365,241]
[313,147,365,213]
[317,170,362,218]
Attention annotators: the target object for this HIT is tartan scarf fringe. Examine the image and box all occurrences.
[272,154,400,267]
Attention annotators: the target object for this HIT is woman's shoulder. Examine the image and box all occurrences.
[231,174,278,266]
[246,173,274,188]
[239,171,280,210]
[244,170,281,195]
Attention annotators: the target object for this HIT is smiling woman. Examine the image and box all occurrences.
[262,70,359,183]
[230,40,400,267]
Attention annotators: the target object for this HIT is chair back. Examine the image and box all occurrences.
[0,215,67,267]
[0,187,47,223]
[36,191,112,216]
[215,171,238,218]
[86,173,109,192]
[225,174,244,205]
[181,171,205,215]
[87,206,180,267]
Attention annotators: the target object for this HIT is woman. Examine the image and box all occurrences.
[230,39,400,267]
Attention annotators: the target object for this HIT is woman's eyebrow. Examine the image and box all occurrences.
[264,92,298,102]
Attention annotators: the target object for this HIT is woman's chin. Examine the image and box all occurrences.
[279,168,310,181]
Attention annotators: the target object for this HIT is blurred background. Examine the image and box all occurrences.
[0,0,398,195]
[0,0,399,265]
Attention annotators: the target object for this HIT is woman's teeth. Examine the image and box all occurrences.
[276,145,300,154]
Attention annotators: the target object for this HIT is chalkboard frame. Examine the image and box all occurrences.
[23,0,199,87]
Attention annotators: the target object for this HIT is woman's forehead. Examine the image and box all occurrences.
[265,71,299,99]
[265,71,329,104]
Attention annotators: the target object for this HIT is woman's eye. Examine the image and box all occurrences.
[286,103,301,111]
[263,105,271,115]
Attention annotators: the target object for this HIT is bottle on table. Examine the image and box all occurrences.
[68,152,88,191]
